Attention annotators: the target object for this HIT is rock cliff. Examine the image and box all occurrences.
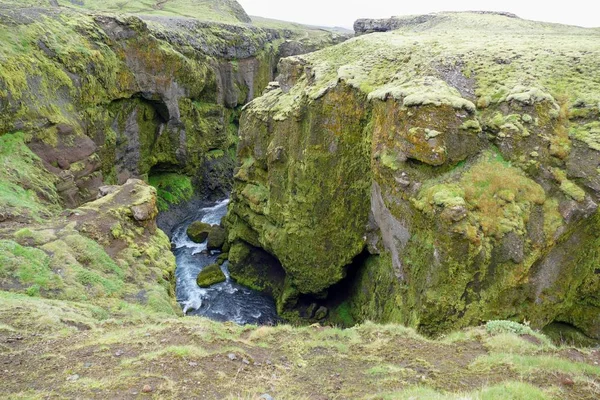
[225,12,600,339]
[0,0,347,225]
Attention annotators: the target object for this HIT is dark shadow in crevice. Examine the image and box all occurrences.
[542,321,599,347]
[292,248,372,326]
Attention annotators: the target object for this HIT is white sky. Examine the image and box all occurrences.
[237,0,599,29]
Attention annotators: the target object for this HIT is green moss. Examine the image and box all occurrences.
[0,132,61,222]
[379,150,401,171]
[485,320,537,336]
[551,168,586,202]
[53,0,251,24]
[415,150,545,239]
[569,121,600,151]
[148,173,193,212]
[196,264,226,288]
[186,221,212,243]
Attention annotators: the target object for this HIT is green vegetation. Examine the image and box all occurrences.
[15,0,252,24]
[414,150,547,240]
[0,178,178,316]
[1,297,598,399]
[0,132,61,222]
[148,173,194,211]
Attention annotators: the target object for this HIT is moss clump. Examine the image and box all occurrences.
[485,320,537,336]
[207,225,226,250]
[148,173,194,212]
[569,121,600,151]
[2,180,178,315]
[196,264,226,288]
[53,0,252,24]
[368,76,476,113]
[0,240,61,296]
[415,150,546,240]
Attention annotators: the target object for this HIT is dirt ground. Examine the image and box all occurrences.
[1,294,599,399]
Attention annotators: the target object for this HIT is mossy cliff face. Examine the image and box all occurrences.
[226,12,600,338]
[0,2,347,214]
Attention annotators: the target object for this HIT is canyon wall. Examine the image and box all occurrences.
[226,12,600,338]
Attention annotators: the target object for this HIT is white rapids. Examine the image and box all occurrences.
[172,199,278,325]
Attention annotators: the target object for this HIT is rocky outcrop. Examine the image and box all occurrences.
[0,178,178,314]
[354,11,519,35]
[187,221,212,243]
[226,12,600,338]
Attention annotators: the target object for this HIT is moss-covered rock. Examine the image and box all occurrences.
[196,263,226,287]
[207,225,226,249]
[226,12,600,338]
[187,221,212,243]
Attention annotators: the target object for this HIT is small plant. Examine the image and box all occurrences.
[485,320,536,336]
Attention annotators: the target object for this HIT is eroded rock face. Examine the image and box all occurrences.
[0,4,347,210]
[226,12,600,338]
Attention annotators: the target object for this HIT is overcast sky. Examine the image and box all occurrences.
[237,0,599,29]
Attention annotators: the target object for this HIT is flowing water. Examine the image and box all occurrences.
[172,199,279,325]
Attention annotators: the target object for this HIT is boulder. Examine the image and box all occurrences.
[207,226,227,250]
[197,264,226,288]
[187,222,212,243]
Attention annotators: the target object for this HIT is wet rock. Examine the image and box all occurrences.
[187,221,212,243]
[196,264,226,288]
[207,226,227,250]
[314,306,328,320]
[306,303,318,318]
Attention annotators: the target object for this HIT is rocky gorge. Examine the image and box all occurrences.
[225,12,600,342]
[0,1,599,398]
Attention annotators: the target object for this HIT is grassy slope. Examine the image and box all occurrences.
[16,0,250,23]
[0,291,599,399]
[260,12,600,110]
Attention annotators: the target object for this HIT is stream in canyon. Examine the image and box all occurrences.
[171,199,279,325]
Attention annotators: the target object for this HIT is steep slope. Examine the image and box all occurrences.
[225,12,600,339]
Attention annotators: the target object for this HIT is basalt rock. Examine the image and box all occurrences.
[226,12,600,339]
[207,225,227,250]
[0,178,178,314]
